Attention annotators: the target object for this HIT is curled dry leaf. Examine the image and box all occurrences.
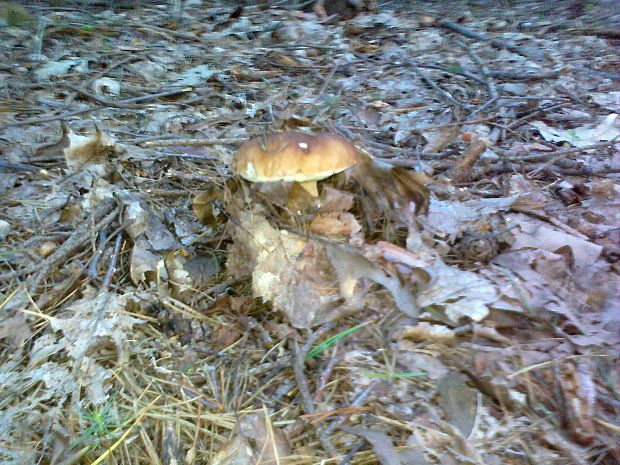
[371,241,435,288]
[352,158,431,221]
[0,219,10,240]
[318,186,355,213]
[164,251,193,297]
[91,77,120,96]
[397,322,456,343]
[447,136,488,183]
[193,189,225,226]
[36,240,58,258]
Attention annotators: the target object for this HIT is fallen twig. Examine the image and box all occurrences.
[0,198,118,284]
[458,39,498,101]
[498,140,617,162]
[0,88,192,130]
[437,19,543,59]
[102,232,123,290]
[406,61,462,106]
[87,229,109,279]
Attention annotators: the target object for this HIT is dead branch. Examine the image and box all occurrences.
[436,19,543,59]
[0,87,192,130]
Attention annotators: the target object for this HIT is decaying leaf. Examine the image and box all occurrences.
[45,291,146,404]
[48,292,145,360]
[396,341,449,380]
[184,253,220,287]
[0,313,32,349]
[229,205,424,326]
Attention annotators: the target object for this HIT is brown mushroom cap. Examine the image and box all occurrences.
[232,131,358,183]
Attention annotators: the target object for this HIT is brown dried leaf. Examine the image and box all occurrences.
[318,186,354,213]
[210,323,242,351]
[193,189,224,225]
[63,127,116,175]
[309,212,362,238]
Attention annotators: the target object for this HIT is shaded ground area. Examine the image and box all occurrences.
[1,1,619,464]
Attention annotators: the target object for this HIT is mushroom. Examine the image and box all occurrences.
[232,131,358,197]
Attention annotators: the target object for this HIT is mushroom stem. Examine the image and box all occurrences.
[298,180,319,197]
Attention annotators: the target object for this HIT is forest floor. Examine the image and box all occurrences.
[0,1,619,464]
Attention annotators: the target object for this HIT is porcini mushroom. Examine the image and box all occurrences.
[232,131,358,197]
